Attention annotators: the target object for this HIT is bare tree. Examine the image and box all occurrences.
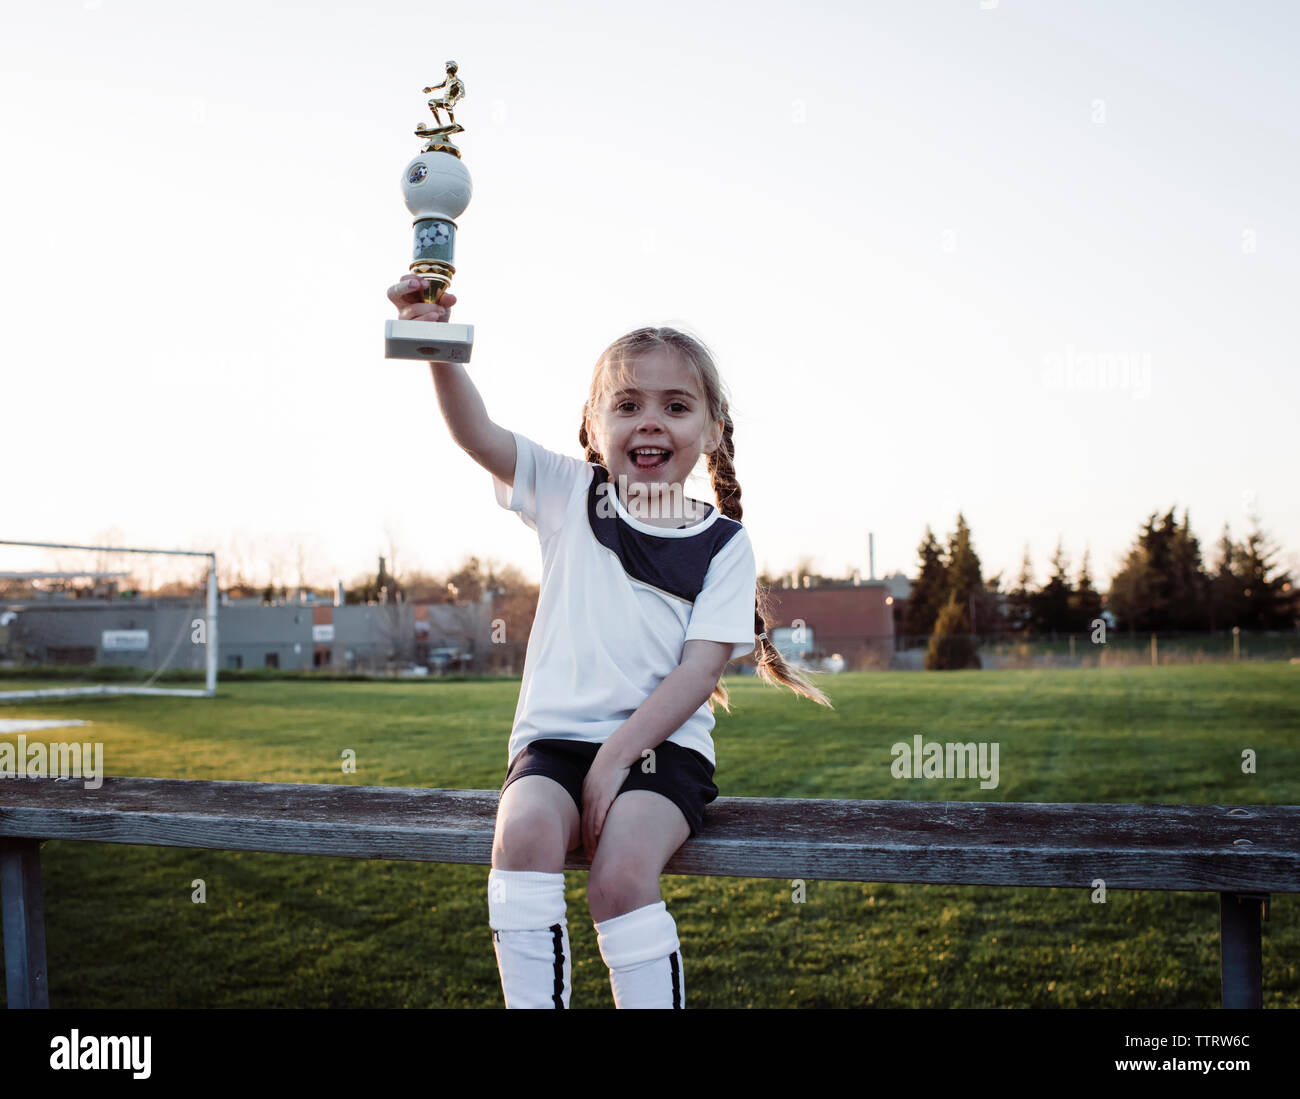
[371,597,415,670]
[789,555,817,587]
[401,568,449,602]
[445,555,488,604]
[295,541,310,593]
[381,519,405,592]
[260,534,294,601]
[293,533,327,595]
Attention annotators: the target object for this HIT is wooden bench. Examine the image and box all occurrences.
[2,775,1296,1009]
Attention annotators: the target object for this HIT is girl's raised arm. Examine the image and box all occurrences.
[387,276,517,488]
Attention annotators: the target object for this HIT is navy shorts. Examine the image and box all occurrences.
[500,738,719,839]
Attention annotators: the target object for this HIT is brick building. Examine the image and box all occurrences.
[755,577,897,671]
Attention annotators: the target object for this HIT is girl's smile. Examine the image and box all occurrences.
[588,348,722,522]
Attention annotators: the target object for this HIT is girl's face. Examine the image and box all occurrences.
[589,347,722,512]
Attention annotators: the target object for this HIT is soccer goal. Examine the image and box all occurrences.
[0,539,218,703]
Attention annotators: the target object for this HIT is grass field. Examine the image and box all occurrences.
[1,664,1296,1008]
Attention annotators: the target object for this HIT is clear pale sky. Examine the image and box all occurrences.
[3,0,1297,592]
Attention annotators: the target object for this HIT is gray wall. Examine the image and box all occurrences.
[1,596,496,674]
[5,601,208,671]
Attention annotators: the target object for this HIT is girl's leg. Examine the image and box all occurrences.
[488,775,581,1008]
[587,790,692,1009]
[492,773,580,871]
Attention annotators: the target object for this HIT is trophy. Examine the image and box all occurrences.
[385,62,475,362]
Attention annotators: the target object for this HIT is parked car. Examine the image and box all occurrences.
[428,647,468,673]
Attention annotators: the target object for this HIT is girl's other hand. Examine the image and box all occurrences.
[387,275,457,322]
[580,754,632,861]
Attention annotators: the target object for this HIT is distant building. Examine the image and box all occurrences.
[5,563,912,676]
[756,576,895,670]
[1,588,499,675]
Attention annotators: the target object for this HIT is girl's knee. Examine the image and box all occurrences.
[493,807,570,870]
[493,777,579,870]
[587,860,661,921]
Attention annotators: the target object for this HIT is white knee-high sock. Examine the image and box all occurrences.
[594,899,684,1009]
[487,869,571,1009]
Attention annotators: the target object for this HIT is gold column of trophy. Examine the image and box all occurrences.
[384,62,475,362]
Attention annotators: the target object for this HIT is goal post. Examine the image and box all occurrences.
[0,539,218,703]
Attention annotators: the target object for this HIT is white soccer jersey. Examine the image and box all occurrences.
[492,430,758,769]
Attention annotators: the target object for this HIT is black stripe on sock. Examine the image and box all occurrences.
[670,950,681,1008]
[550,923,567,1009]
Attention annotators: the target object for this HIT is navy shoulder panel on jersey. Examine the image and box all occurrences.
[585,465,743,603]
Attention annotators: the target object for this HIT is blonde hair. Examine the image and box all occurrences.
[579,326,833,713]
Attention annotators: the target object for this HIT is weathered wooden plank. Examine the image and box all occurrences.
[0,776,1297,891]
[0,837,50,1009]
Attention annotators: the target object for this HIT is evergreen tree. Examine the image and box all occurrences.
[1032,539,1074,635]
[1108,541,1156,633]
[1069,547,1103,632]
[904,526,949,640]
[1235,518,1296,629]
[978,569,1007,636]
[1007,546,1035,636]
[946,512,989,633]
[1107,507,1209,631]
[1140,509,1176,626]
[946,514,983,606]
[1168,510,1208,629]
[1208,523,1245,632]
[906,514,998,639]
[925,592,981,670]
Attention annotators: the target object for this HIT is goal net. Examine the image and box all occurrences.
[0,539,218,703]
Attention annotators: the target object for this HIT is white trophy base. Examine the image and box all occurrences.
[385,319,475,362]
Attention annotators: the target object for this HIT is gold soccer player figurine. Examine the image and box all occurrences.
[415,61,466,152]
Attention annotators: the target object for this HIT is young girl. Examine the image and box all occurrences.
[388,276,833,1008]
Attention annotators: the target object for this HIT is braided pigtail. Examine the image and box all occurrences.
[706,413,833,713]
[578,402,603,465]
